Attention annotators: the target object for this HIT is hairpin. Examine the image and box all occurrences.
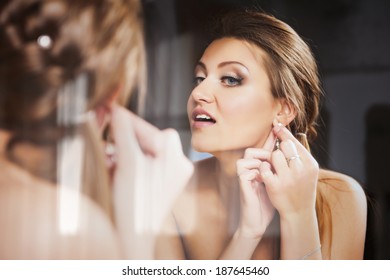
[37,34,52,49]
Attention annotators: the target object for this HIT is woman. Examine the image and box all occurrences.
[156,10,367,260]
[0,0,192,259]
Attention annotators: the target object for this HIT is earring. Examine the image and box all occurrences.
[274,138,280,151]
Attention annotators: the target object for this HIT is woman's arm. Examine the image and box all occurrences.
[279,210,321,260]
[219,232,262,260]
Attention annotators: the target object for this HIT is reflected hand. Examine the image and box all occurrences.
[110,105,193,235]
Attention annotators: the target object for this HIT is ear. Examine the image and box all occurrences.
[275,99,297,126]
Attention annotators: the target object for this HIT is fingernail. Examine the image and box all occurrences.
[273,122,283,133]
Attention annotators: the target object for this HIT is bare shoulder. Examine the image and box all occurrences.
[318,169,366,201]
[318,170,367,259]
[0,166,120,259]
[318,169,367,227]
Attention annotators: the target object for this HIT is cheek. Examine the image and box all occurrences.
[187,96,193,118]
[221,95,275,144]
[222,94,274,125]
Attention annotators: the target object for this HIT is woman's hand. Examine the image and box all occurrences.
[109,105,193,258]
[260,121,319,220]
[235,131,276,239]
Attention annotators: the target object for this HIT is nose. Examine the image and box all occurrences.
[190,79,215,104]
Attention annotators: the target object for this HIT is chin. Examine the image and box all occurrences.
[191,142,210,153]
[191,138,215,153]
[191,139,241,154]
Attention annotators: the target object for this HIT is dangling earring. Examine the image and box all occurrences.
[274,138,281,151]
[273,118,282,151]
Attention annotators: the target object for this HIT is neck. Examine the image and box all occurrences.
[211,150,245,234]
[213,149,244,179]
[213,149,245,202]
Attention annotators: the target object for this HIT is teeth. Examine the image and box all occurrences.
[196,114,212,120]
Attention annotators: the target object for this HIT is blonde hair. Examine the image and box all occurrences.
[0,0,146,221]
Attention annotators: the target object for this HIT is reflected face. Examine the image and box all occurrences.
[187,37,280,154]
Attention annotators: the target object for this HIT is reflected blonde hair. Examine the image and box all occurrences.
[0,0,146,221]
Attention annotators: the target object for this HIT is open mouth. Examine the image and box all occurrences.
[193,113,216,123]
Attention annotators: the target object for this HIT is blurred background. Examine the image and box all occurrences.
[138,0,390,259]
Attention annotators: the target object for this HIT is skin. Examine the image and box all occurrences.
[189,38,281,155]
[0,104,193,259]
[0,129,121,259]
[156,37,367,260]
[111,105,193,259]
[0,0,193,260]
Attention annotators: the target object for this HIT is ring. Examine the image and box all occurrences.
[286,155,300,165]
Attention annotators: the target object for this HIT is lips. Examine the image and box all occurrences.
[191,108,216,128]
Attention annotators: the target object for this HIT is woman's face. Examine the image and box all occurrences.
[187,37,281,154]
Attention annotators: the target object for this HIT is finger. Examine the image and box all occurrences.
[272,121,307,154]
[238,169,262,203]
[237,158,262,176]
[279,139,298,157]
[159,128,194,195]
[161,128,184,156]
[272,121,316,166]
[112,105,162,157]
[126,109,163,157]
[271,149,289,175]
[238,169,260,182]
[279,139,303,169]
[262,128,277,152]
[110,105,141,167]
[259,161,278,188]
[94,105,110,135]
[244,148,271,161]
[160,128,194,185]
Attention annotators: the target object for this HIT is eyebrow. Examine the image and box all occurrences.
[196,61,249,71]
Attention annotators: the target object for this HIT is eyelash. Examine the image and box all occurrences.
[193,75,244,87]
[221,75,243,87]
[193,76,205,86]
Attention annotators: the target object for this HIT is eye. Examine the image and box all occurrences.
[193,76,205,86]
[221,76,243,87]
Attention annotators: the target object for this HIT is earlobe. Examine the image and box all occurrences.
[276,99,297,126]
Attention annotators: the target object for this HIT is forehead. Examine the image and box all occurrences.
[200,37,269,70]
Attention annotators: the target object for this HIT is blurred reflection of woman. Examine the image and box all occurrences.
[0,0,192,259]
